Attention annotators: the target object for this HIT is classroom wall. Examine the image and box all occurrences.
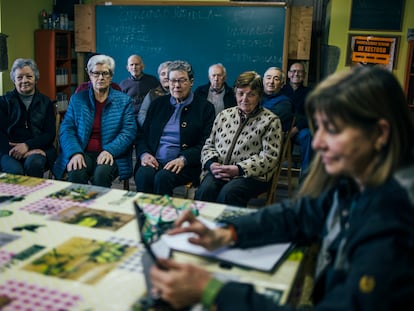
[328,0,414,84]
[0,0,53,94]
[1,0,413,94]
[84,0,227,3]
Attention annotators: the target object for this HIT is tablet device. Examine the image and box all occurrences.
[134,201,172,308]
[134,201,172,263]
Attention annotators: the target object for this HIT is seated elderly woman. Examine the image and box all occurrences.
[134,60,215,196]
[0,58,56,178]
[194,71,283,207]
[53,54,136,187]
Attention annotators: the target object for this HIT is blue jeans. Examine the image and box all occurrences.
[67,152,118,188]
[294,128,313,175]
[0,153,46,178]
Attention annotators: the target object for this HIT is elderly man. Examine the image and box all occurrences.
[194,63,236,115]
[119,54,160,116]
[281,62,313,175]
[260,66,293,132]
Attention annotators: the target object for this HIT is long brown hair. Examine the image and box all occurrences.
[299,65,414,198]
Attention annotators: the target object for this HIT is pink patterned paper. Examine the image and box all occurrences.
[0,180,52,197]
[21,198,91,216]
[0,280,82,311]
[0,250,14,269]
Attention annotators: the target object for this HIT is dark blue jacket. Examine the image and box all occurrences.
[119,73,160,116]
[281,83,312,131]
[217,171,414,310]
[53,88,136,180]
[136,94,215,185]
[260,93,293,132]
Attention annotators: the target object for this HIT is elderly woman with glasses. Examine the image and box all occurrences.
[53,54,136,187]
[134,60,215,196]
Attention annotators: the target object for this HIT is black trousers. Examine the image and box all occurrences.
[67,152,118,188]
[194,172,270,207]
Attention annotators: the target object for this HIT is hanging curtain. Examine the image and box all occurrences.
[0,33,9,72]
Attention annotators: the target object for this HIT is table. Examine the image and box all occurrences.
[0,173,303,310]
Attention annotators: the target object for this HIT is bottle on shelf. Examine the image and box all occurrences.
[40,9,48,29]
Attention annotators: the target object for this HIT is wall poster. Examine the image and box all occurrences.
[347,35,399,71]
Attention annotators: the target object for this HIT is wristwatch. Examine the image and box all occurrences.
[179,155,187,165]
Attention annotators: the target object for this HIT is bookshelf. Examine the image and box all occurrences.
[404,40,414,110]
[35,29,77,109]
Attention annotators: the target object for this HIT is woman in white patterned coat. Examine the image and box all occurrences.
[194,71,283,207]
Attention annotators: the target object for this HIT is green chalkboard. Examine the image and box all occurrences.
[350,0,404,31]
[96,3,287,88]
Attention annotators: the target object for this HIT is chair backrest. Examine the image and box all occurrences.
[265,117,296,205]
[47,102,62,179]
[54,105,61,152]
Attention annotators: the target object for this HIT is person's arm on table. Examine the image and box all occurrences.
[151,210,292,310]
[150,206,309,310]
[150,201,327,310]
[168,209,236,250]
[150,210,235,310]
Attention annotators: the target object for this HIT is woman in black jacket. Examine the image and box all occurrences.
[135,60,215,196]
[0,58,56,177]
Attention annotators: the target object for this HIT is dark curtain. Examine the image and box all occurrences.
[0,33,8,72]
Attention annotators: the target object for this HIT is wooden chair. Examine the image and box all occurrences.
[47,103,61,179]
[253,118,296,205]
[122,179,130,191]
[263,118,296,205]
[121,144,136,191]
[173,182,194,199]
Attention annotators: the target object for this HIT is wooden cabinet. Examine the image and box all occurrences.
[287,6,313,86]
[35,29,77,104]
[74,4,96,53]
[404,41,414,110]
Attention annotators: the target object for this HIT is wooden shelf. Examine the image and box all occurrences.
[404,41,414,107]
[35,29,77,101]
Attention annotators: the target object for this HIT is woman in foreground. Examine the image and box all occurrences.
[150,65,414,310]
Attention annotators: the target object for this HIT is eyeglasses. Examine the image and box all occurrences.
[289,70,304,75]
[90,71,111,78]
[169,78,189,85]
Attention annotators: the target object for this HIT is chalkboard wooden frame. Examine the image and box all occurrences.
[349,0,405,31]
[95,1,289,89]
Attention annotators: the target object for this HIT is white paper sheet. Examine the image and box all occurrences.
[162,218,292,272]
